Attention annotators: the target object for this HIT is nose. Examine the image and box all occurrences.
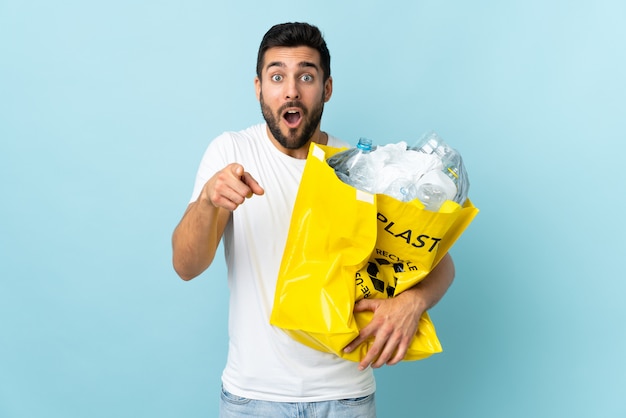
[284,78,300,100]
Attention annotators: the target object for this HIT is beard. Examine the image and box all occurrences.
[260,92,325,150]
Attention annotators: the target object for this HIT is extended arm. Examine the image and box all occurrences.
[172,164,264,281]
[344,252,455,370]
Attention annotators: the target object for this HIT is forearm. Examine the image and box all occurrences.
[346,253,456,368]
[171,199,228,281]
[404,253,455,312]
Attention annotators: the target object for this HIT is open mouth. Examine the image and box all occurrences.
[283,109,303,128]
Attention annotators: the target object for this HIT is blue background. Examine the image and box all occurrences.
[2,1,625,417]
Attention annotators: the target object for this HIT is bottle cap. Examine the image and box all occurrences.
[357,137,373,152]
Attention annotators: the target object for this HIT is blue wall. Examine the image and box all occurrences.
[1,1,624,417]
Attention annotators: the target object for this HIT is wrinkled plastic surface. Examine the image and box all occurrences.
[327,133,470,210]
[270,143,479,362]
[326,137,376,189]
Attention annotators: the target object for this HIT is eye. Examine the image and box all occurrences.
[271,74,283,82]
[301,74,313,82]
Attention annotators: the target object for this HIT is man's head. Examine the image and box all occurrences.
[256,22,331,84]
[255,23,333,157]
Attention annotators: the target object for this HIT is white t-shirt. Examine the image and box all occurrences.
[190,123,375,402]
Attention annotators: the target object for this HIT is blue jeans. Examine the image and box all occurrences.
[219,387,376,417]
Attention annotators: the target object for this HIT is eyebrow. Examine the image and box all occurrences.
[265,61,320,72]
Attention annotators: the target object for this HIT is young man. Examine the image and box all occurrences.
[172,22,455,417]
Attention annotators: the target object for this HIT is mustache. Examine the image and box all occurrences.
[279,101,307,115]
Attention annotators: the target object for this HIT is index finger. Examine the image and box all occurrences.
[356,331,385,371]
[240,171,265,197]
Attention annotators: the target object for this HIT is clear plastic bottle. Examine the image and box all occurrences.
[416,183,448,211]
[327,138,375,191]
[410,131,469,205]
[382,178,418,202]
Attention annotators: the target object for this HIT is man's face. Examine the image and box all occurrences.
[255,46,333,154]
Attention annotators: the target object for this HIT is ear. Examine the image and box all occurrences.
[323,76,333,102]
[254,76,261,101]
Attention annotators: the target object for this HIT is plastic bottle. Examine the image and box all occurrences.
[382,178,418,202]
[410,131,469,205]
[416,183,448,211]
[327,138,375,191]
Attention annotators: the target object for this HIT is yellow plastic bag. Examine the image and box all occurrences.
[270,143,479,362]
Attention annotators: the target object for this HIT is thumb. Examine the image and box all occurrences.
[231,164,244,178]
[353,298,378,313]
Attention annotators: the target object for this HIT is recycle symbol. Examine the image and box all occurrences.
[366,258,405,298]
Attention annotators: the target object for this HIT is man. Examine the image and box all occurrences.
[172,22,455,417]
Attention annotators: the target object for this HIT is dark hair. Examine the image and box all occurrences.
[256,22,331,82]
